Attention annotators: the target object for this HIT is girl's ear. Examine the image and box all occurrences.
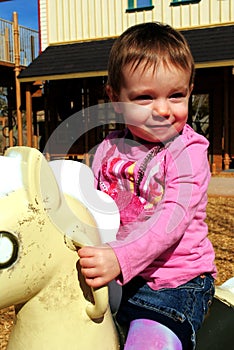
[189,84,194,96]
[106,85,122,113]
[106,85,118,101]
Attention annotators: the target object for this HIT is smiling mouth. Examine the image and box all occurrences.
[147,124,171,128]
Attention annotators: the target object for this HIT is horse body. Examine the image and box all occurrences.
[6,244,118,350]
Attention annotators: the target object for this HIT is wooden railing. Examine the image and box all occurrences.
[0,16,39,66]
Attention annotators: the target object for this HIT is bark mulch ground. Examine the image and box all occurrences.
[0,195,233,350]
[206,195,234,285]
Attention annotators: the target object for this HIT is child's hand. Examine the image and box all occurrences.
[78,245,121,288]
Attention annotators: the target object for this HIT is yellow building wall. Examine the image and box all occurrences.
[39,0,234,50]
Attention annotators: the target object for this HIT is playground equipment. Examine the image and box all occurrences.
[0,146,120,350]
[0,147,233,349]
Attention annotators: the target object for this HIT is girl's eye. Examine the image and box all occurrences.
[134,95,153,101]
[170,92,185,99]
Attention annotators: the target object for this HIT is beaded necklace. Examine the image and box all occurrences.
[135,144,163,196]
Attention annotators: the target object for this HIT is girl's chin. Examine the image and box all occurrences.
[130,128,178,144]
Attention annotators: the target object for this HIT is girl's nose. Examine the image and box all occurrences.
[152,99,170,118]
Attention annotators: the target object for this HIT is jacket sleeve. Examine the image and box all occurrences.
[109,133,211,285]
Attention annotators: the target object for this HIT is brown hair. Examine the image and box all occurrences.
[107,22,195,95]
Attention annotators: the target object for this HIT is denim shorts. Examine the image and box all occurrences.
[116,274,215,350]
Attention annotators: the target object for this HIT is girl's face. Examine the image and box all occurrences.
[108,61,193,143]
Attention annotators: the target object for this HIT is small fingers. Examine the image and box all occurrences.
[78,246,94,258]
[85,276,106,288]
[80,266,98,279]
[79,257,95,269]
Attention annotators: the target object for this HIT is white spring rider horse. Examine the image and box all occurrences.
[0,147,233,349]
[0,146,120,350]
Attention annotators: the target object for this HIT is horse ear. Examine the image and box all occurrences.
[49,160,120,243]
[4,147,61,211]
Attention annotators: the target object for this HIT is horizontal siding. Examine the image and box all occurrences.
[40,0,234,47]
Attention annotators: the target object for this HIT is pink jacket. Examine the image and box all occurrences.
[92,124,216,290]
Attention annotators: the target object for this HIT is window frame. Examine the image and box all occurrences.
[126,0,154,13]
[170,0,201,6]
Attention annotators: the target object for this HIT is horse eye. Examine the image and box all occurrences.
[0,231,19,269]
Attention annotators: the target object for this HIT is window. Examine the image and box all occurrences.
[126,0,154,12]
[170,0,201,6]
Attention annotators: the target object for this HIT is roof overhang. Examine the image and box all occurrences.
[195,60,234,69]
[18,25,234,83]
[19,70,108,83]
[18,38,114,82]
